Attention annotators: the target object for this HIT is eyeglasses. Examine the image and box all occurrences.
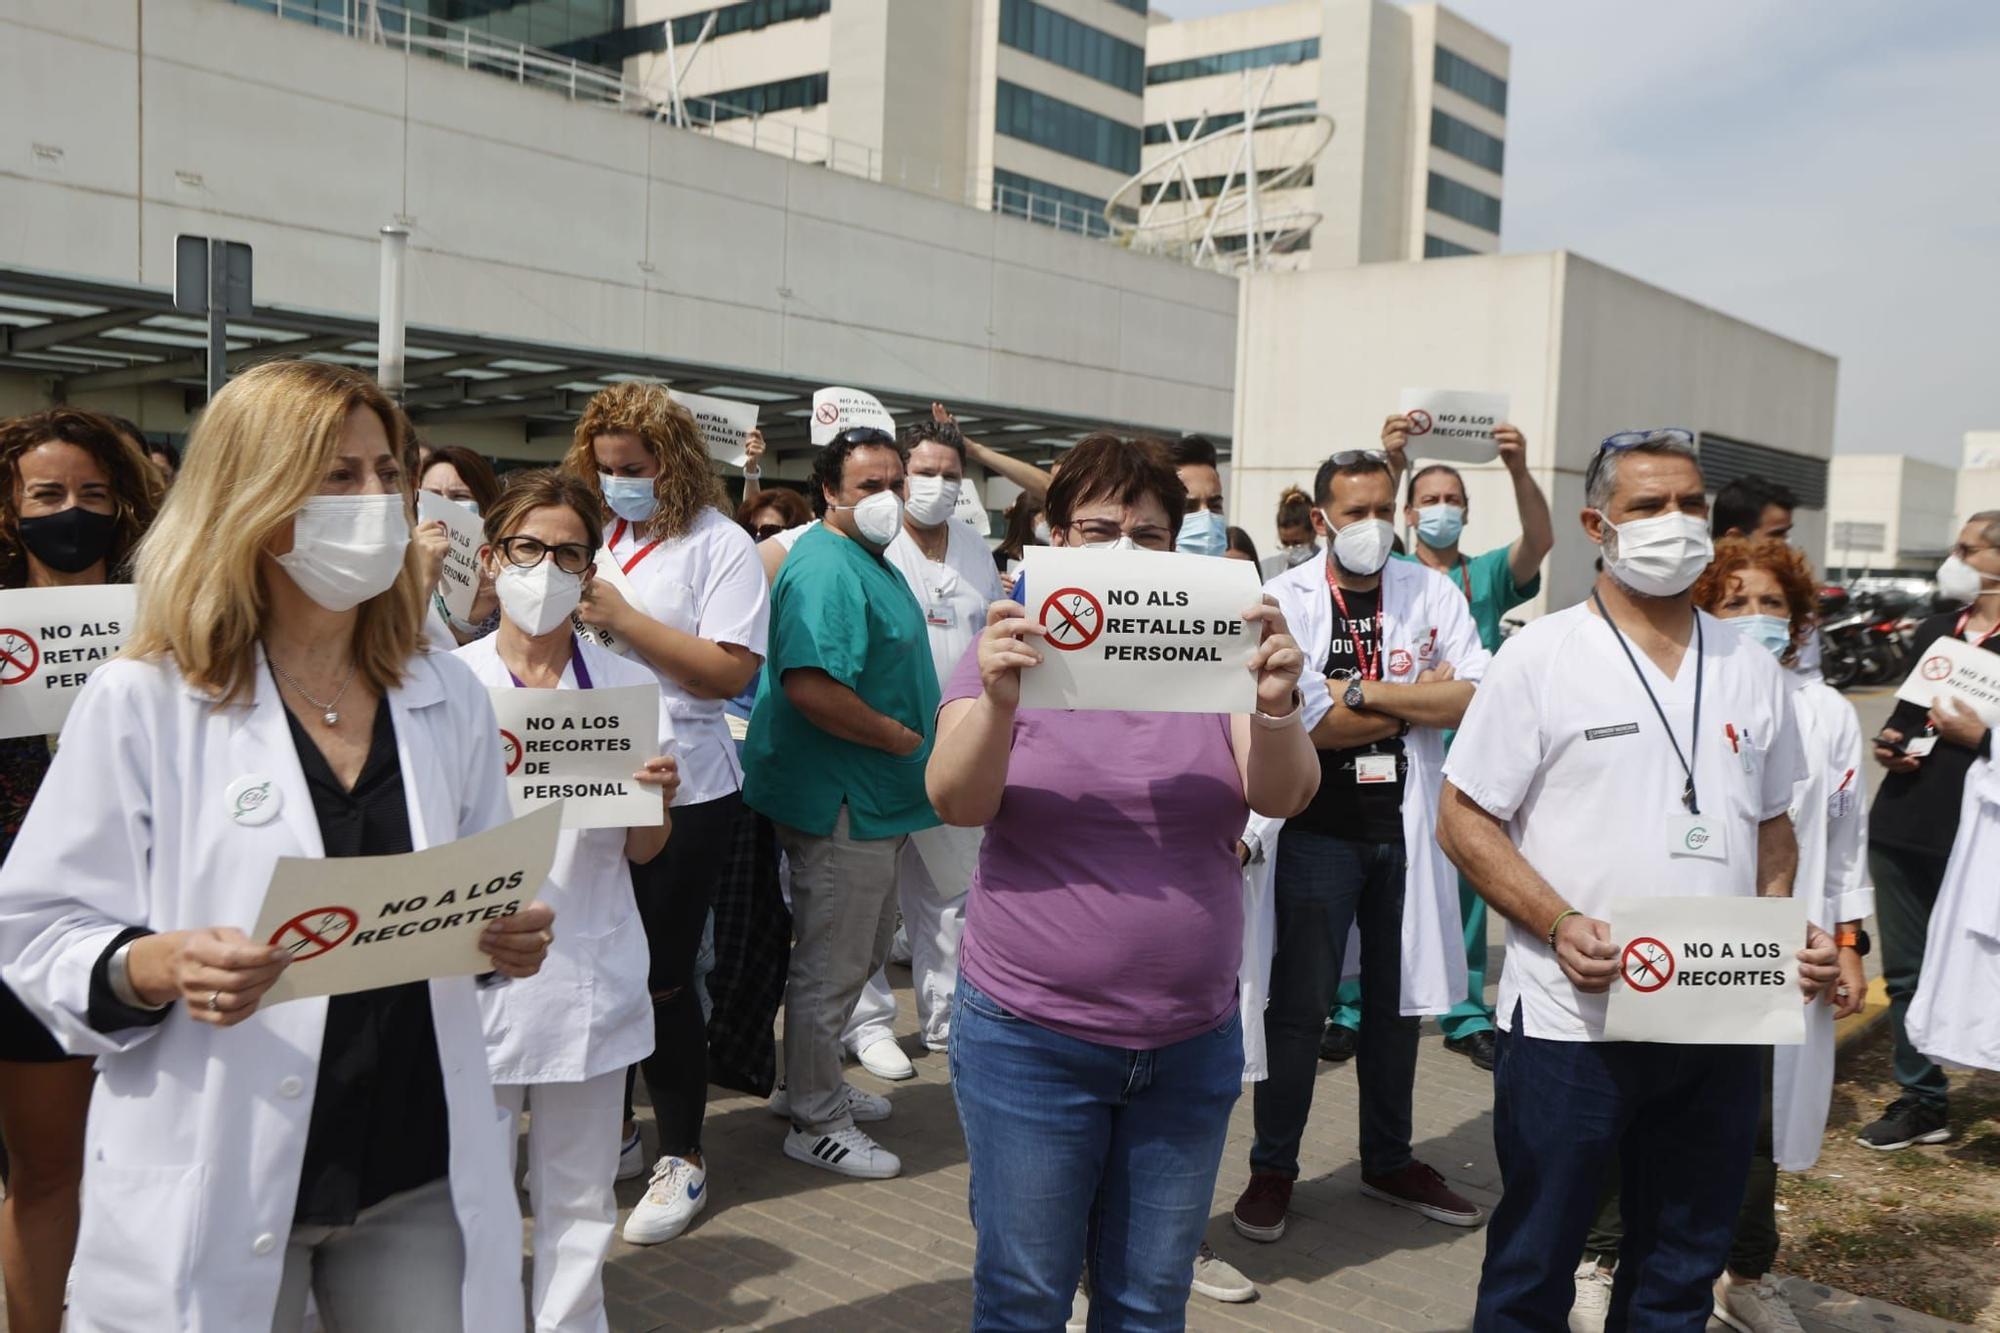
[495,535,594,575]
[1587,427,1696,489]
[1327,450,1388,467]
[831,427,896,448]
[750,523,787,542]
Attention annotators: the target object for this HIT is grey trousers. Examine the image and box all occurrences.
[271,1178,465,1333]
[778,805,905,1133]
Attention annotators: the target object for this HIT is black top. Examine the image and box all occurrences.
[1869,609,1996,859]
[1289,585,1407,843]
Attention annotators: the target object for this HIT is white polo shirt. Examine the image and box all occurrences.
[606,506,770,807]
[1444,601,1805,1042]
[885,518,1005,688]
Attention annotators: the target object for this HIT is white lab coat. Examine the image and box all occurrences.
[1773,676,1874,1170]
[1907,756,2000,1072]
[1260,555,1491,1016]
[0,650,525,1333]
[1238,812,1282,1082]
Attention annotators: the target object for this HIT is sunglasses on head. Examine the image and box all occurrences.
[830,427,896,448]
[1327,449,1388,468]
[751,523,787,541]
[1587,427,1695,488]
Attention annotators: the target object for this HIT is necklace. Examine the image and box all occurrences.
[268,655,357,726]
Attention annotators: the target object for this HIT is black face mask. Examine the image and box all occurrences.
[18,506,118,574]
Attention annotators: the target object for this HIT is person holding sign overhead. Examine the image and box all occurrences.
[0,406,160,1333]
[416,445,503,646]
[0,361,554,1332]
[561,382,769,1241]
[1435,428,1836,1331]
[927,434,1318,1331]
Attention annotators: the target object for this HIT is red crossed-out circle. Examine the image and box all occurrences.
[0,629,40,686]
[1622,937,1675,993]
[1920,654,1952,682]
[271,907,359,961]
[1389,648,1414,678]
[814,401,841,426]
[1406,409,1434,437]
[1040,588,1104,652]
[500,728,524,775]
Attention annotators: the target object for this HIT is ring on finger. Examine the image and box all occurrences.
[207,989,224,1013]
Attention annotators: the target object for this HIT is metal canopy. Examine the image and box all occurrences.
[0,267,1223,463]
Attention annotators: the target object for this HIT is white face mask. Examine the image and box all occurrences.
[1079,535,1140,552]
[1937,554,2000,605]
[273,494,411,612]
[904,474,961,529]
[838,490,905,548]
[1328,515,1394,576]
[1032,518,1052,544]
[495,559,584,638]
[1597,510,1713,597]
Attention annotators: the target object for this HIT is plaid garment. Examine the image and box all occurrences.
[704,802,790,1096]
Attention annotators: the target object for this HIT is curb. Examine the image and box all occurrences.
[1780,1275,1976,1331]
[1832,976,1891,1052]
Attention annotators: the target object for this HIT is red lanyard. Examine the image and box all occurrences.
[1324,564,1381,681]
[608,519,664,575]
[1455,558,1472,601]
[1954,607,2000,650]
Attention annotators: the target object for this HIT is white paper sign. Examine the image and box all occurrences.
[571,550,643,657]
[417,490,485,623]
[251,802,562,1005]
[810,386,895,446]
[1895,636,2000,729]
[0,584,137,739]
[1602,896,1807,1045]
[672,390,760,469]
[1016,547,1261,714]
[488,683,661,829]
[955,475,990,536]
[1399,388,1510,463]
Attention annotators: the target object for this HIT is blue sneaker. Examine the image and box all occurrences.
[622,1156,707,1244]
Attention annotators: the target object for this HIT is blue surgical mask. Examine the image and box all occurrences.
[1415,503,1465,549]
[1176,509,1227,558]
[1735,613,1794,660]
[601,474,658,524]
[455,498,481,516]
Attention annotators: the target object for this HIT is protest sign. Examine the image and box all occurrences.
[0,584,136,739]
[1016,547,1260,714]
[417,490,485,623]
[488,683,661,829]
[1398,389,1509,463]
[252,802,562,1005]
[955,475,990,536]
[1603,896,1807,1044]
[810,387,895,446]
[671,389,760,469]
[1895,635,2000,729]
[571,550,644,657]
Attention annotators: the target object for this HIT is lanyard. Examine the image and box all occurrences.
[507,635,594,690]
[1324,564,1382,681]
[608,518,664,575]
[1454,558,1472,601]
[1594,591,1704,814]
[1954,606,2000,650]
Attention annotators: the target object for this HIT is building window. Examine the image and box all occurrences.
[999,0,1145,96]
[1430,109,1504,174]
[1146,37,1319,87]
[1434,47,1507,115]
[995,82,1142,174]
[1427,172,1501,233]
[1144,100,1316,146]
[698,71,829,123]
[1697,432,1829,509]
[1424,234,1478,259]
[1107,0,1149,13]
[992,169,1123,237]
[1141,165,1312,204]
[1213,230,1312,255]
[671,0,830,46]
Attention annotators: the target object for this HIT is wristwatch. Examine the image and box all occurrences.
[1343,680,1367,710]
[1836,926,1871,956]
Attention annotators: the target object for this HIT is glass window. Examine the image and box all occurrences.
[995,82,1141,174]
[1434,47,1507,115]
[1140,164,1311,204]
[1430,109,1504,174]
[1426,172,1502,233]
[672,0,831,47]
[1146,37,1318,87]
[1107,0,1148,13]
[696,71,830,124]
[1213,230,1311,255]
[1424,234,1477,259]
[999,0,1145,95]
[992,169,1126,237]
[1144,100,1316,146]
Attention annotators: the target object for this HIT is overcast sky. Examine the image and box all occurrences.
[1157,0,2000,466]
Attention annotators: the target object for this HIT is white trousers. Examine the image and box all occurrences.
[843,825,981,1055]
[494,1070,624,1333]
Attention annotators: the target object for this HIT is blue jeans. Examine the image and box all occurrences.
[949,976,1242,1332]
[1252,829,1415,1179]
[1476,1005,1760,1331]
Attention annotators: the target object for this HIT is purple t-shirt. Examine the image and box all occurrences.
[942,646,1249,1050]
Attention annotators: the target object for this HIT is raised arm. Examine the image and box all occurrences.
[1497,424,1554,589]
[927,601,1043,826]
[1230,600,1320,818]
[937,401,1050,501]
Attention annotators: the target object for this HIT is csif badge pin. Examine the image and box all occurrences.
[225,774,282,827]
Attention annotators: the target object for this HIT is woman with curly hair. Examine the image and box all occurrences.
[561,382,769,1245]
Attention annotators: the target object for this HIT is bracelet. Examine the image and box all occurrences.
[1252,690,1305,729]
[1546,908,1580,950]
[107,939,169,1012]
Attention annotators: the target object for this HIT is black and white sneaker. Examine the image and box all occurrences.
[783,1125,902,1179]
[1856,1096,1951,1151]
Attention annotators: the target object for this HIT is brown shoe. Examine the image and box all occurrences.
[1231,1171,1292,1242]
[1359,1160,1484,1227]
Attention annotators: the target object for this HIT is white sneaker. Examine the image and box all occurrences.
[767,1080,892,1124]
[620,1156,707,1244]
[615,1125,645,1182]
[1713,1272,1804,1333]
[783,1125,901,1179]
[856,1036,917,1081]
[890,922,913,965]
[1191,1241,1257,1302]
[1569,1258,1612,1333]
[1065,1283,1088,1332]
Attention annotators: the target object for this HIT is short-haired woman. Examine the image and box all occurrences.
[737,486,812,544]
[927,434,1320,1328]
[0,360,553,1332]
[562,382,769,1243]
[0,407,160,1333]
[455,469,680,1332]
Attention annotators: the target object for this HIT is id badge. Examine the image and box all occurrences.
[1668,813,1728,862]
[1904,735,1938,759]
[926,602,957,629]
[1355,753,1399,785]
[1827,788,1856,820]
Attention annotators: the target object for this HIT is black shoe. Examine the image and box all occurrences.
[1856,1096,1951,1151]
[1444,1030,1496,1071]
[1319,1023,1357,1063]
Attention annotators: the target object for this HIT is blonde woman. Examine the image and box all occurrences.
[561,382,768,1243]
[0,360,554,1332]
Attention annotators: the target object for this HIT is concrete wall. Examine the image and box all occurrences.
[1826,454,1959,572]
[1958,431,2000,529]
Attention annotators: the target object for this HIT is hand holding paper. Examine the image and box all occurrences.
[1244,597,1306,714]
[479,900,555,979]
[1555,913,1620,993]
[975,599,1048,711]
